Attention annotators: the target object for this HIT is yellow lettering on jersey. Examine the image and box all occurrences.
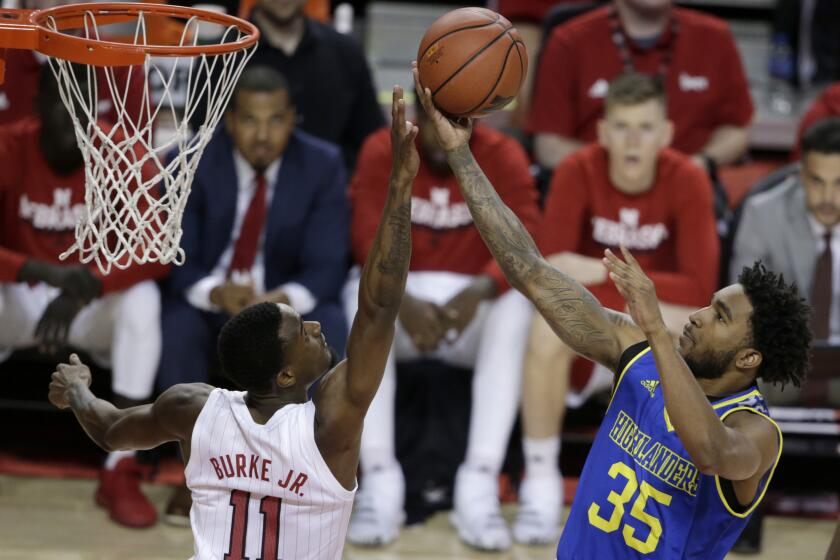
[609,410,699,496]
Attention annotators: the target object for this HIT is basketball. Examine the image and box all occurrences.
[416,7,527,118]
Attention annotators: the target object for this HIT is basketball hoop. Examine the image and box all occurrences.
[0,3,259,273]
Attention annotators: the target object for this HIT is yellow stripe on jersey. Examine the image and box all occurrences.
[608,346,653,410]
[713,406,783,518]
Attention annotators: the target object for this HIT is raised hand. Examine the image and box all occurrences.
[49,353,92,409]
[603,246,665,335]
[390,85,420,185]
[412,62,472,152]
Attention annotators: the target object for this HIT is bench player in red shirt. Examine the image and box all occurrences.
[528,0,753,173]
[0,67,168,526]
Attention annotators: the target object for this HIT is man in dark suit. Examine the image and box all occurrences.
[158,63,349,393]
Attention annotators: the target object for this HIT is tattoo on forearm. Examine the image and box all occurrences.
[447,144,619,367]
[376,198,411,276]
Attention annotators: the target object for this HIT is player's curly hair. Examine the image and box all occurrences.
[217,303,285,393]
[738,262,812,388]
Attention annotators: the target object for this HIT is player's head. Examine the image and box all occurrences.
[217,302,334,394]
[598,73,673,191]
[35,64,87,174]
[255,0,307,26]
[800,117,840,228]
[679,262,811,388]
[226,65,295,172]
[415,94,450,175]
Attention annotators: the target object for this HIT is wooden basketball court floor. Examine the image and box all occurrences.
[0,475,833,559]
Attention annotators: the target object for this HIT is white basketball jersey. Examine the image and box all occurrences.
[185,389,356,560]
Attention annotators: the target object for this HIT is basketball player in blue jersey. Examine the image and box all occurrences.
[413,64,813,559]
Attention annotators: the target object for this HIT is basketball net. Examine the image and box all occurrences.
[44,9,256,274]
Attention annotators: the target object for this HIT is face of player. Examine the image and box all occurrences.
[276,304,333,388]
[598,99,673,192]
[678,284,758,381]
[226,89,295,171]
[801,151,840,228]
[256,0,307,26]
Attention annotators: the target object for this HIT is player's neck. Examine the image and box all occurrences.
[609,165,656,195]
[253,9,305,56]
[695,371,755,399]
[615,1,671,40]
[244,391,306,424]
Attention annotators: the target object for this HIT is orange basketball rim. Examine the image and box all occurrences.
[0,2,259,82]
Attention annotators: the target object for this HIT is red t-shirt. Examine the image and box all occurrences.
[527,6,754,156]
[0,117,167,293]
[0,50,148,128]
[794,82,840,159]
[350,124,539,291]
[539,144,719,309]
[496,0,578,23]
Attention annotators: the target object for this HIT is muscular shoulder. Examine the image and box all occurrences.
[154,383,215,439]
[723,408,780,465]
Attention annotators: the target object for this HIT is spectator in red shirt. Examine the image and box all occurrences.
[794,83,840,159]
[0,68,167,528]
[344,103,540,551]
[516,73,719,544]
[527,0,754,173]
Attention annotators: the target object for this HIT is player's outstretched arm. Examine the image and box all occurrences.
[315,87,416,438]
[49,354,211,455]
[411,65,639,371]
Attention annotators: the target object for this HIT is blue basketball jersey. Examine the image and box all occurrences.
[557,343,782,559]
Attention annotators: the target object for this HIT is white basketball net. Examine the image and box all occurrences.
[44,9,256,274]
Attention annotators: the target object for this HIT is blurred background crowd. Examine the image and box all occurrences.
[1,0,839,556]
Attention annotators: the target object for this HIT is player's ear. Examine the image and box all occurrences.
[735,348,762,371]
[275,367,296,389]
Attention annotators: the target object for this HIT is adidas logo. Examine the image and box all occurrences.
[641,380,659,398]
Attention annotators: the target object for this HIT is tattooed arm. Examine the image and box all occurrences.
[313,87,417,469]
[412,66,643,370]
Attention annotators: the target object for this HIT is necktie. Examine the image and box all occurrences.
[228,172,267,276]
[810,231,833,340]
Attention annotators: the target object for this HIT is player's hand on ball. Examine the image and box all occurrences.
[603,246,666,335]
[390,85,420,185]
[412,62,472,152]
[49,353,92,409]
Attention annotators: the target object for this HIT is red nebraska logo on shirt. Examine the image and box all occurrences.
[591,207,669,250]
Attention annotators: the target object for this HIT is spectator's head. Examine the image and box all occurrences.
[679,263,811,389]
[35,64,86,174]
[218,302,334,395]
[415,94,450,175]
[598,73,673,193]
[226,65,295,172]
[255,0,307,27]
[800,117,840,228]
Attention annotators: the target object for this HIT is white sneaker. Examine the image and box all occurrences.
[347,465,405,547]
[451,465,512,551]
[513,473,563,546]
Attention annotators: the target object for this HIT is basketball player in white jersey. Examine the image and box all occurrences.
[47,86,419,560]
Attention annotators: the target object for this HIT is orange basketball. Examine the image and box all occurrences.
[416,7,527,118]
